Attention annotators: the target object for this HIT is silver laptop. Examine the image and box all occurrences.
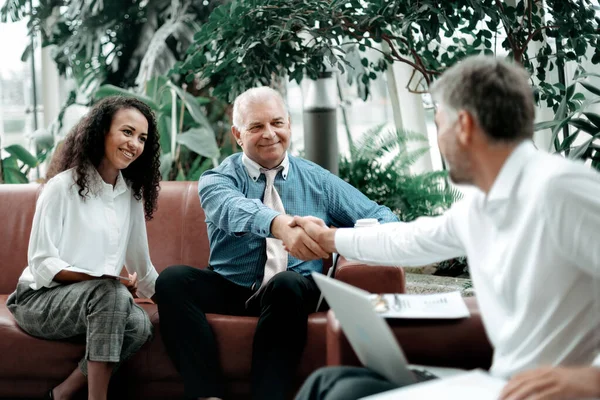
[312,272,437,385]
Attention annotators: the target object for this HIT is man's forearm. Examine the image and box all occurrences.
[270,214,293,240]
[317,227,337,254]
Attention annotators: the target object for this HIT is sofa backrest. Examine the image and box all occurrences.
[146,181,210,272]
[0,181,209,293]
[0,184,42,293]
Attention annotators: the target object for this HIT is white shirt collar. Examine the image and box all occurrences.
[481,140,537,225]
[485,140,537,205]
[242,153,289,182]
[89,165,129,197]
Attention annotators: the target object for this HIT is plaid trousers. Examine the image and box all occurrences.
[7,278,153,375]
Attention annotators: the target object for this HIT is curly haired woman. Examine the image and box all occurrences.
[6,96,162,400]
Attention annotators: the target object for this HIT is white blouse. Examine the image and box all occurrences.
[18,167,158,298]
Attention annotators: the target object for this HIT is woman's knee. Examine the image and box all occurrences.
[125,307,153,347]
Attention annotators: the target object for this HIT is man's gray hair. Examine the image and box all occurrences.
[430,55,535,142]
[232,87,289,129]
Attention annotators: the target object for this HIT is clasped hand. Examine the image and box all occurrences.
[272,215,335,260]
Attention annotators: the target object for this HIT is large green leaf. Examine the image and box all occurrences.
[569,133,600,160]
[534,120,562,131]
[145,76,170,102]
[166,82,214,132]
[94,85,159,111]
[4,144,38,168]
[176,128,220,159]
[583,112,600,130]
[157,115,172,154]
[580,82,600,97]
[1,156,29,183]
[556,130,580,152]
[159,153,174,181]
[3,166,29,183]
[568,118,599,134]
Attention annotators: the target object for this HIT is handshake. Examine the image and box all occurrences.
[272,215,338,261]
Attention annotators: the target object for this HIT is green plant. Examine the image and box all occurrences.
[1,0,221,93]
[534,67,600,170]
[174,0,599,106]
[1,144,45,183]
[339,125,462,222]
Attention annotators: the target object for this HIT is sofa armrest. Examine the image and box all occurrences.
[334,257,406,294]
[326,296,493,370]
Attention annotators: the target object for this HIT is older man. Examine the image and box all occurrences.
[292,55,600,400]
[155,87,397,400]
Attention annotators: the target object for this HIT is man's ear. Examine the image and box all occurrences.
[232,126,242,146]
[456,110,475,147]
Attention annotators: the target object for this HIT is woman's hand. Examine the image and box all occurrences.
[123,272,138,297]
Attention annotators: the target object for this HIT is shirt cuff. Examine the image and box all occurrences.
[335,228,359,260]
[137,268,159,299]
[35,257,70,288]
[592,354,600,368]
[251,208,281,238]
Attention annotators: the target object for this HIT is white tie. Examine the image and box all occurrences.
[260,167,287,286]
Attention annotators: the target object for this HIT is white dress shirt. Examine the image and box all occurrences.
[336,141,600,378]
[17,167,158,298]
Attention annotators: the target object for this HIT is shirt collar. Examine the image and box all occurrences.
[485,140,537,206]
[89,165,129,197]
[242,153,289,182]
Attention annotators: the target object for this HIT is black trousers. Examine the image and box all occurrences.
[295,366,399,400]
[155,265,322,400]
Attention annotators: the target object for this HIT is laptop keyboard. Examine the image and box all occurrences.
[411,368,438,382]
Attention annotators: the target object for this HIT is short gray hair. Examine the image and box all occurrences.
[232,87,289,128]
[430,55,535,142]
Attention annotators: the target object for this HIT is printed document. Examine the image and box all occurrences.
[369,291,470,319]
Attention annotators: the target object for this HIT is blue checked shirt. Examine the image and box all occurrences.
[198,152,398,288]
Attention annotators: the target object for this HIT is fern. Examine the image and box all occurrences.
[340,127,462,222]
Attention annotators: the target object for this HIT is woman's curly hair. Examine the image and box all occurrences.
[46,96,161,220]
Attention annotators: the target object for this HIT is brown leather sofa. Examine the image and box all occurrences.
[326,297,494,372]
[0,181,405,399]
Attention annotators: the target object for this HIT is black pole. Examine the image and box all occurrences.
[303,71,339,175]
